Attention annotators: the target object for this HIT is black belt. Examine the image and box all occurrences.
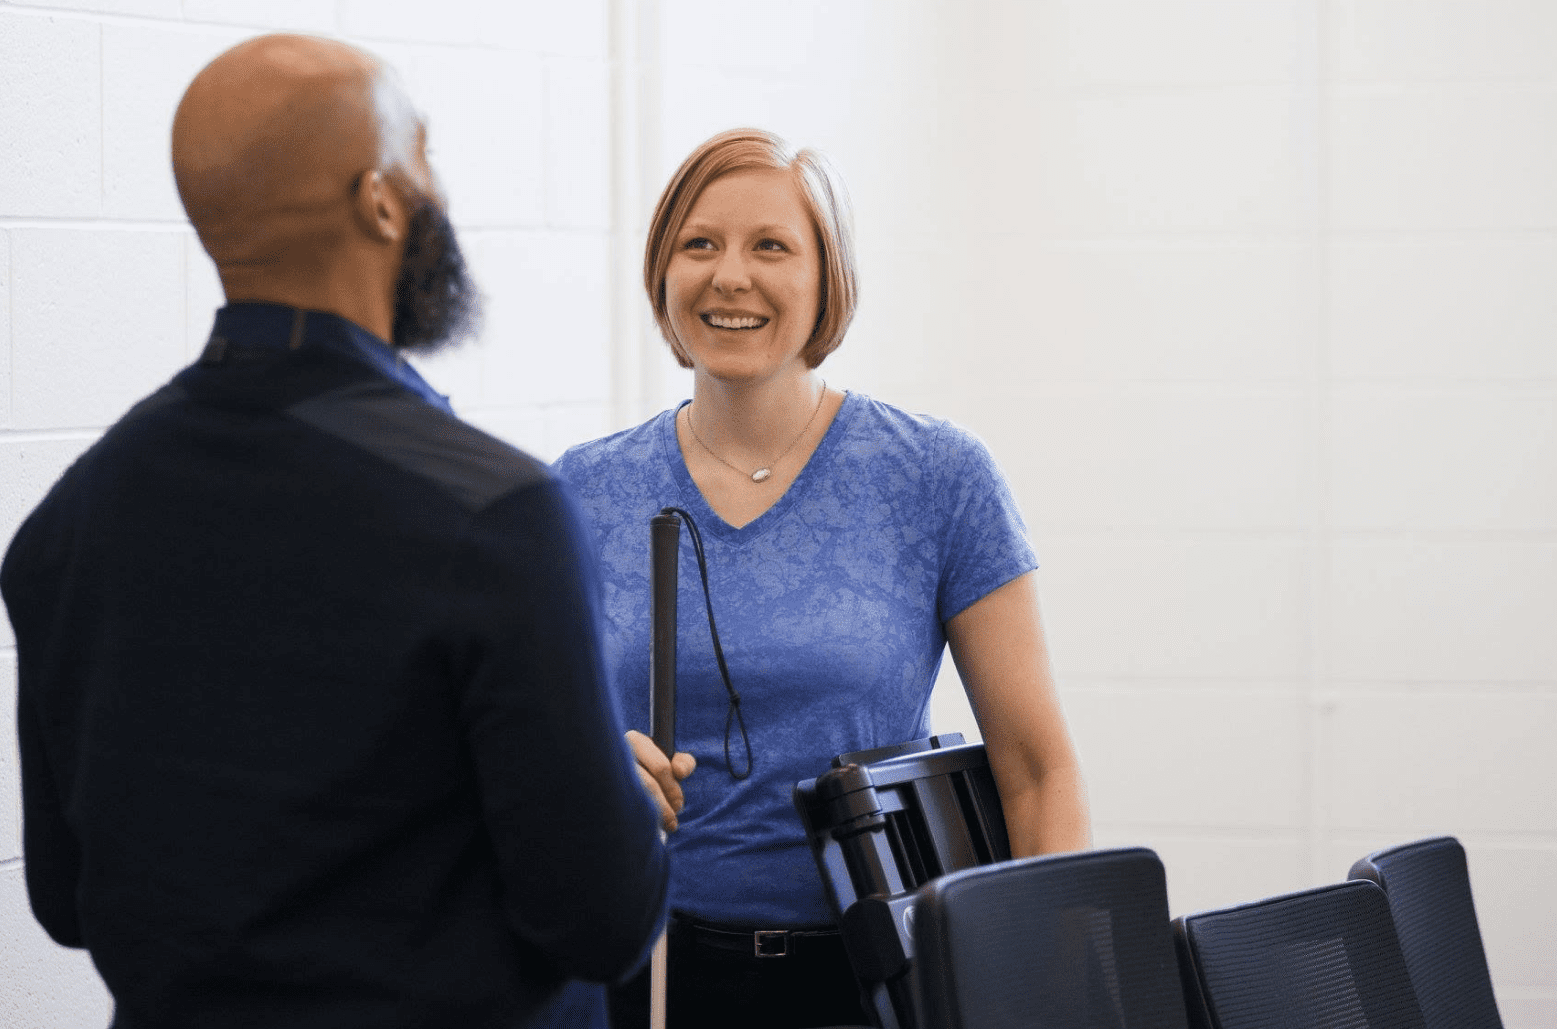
[672,913,842,959]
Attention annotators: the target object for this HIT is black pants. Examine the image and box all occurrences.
[609,915,872,1029]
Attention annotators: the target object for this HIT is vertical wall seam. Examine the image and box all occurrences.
[98,21,106,219]
[6,230,12,426]
[1305,0,1336,885]
[608,0,659,430]
[607,0,634,431]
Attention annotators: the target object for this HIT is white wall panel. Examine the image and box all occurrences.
[0,867,111,1027]
[1329,238,1557,382]
[339,0,519,47]
[1331,90,1557,231]
[1012,92,1307,236]
[32,0,177,15]
[984,389,1310,532]
[1329,542,1557,682]
[1326,693,1557,833]
[544,59,612,230]
[1500,998,1557,1029]
[1043,0,1306,86]
[10,230,186,430]
[1334,0,1557,83]
[656,0,830,75]
[0,13,101,219]
[181,0,338,32]
[1330,390,1557,531]
[467,231,611,408]
[526,0,609,60]
[1067,687,1307,828]
[1017,243,1311,383]
[1039,539,1309,680]
[0,231,10,429]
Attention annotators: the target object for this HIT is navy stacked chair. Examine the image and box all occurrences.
[795,734,1009,1029]
[912,847,1189,1029]
[1174,879,1426,1029]
[1350,836,1504,1029]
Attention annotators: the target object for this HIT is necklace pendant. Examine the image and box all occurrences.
[751,468,772,483]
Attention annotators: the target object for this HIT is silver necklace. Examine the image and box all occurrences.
[686,382,828,484]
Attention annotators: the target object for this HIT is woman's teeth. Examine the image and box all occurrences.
[704,314,768,330]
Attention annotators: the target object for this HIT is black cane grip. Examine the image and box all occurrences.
[649,511,681,759]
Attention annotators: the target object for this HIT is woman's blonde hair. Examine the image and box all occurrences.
[643,128,858,369]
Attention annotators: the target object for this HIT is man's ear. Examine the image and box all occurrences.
[353,168,407,244]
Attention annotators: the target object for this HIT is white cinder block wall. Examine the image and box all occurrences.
[2,0,1554,1025]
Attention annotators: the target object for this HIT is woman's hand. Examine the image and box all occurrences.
[626,729,697,833]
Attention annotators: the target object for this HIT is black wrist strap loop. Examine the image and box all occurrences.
[660,506,754,780]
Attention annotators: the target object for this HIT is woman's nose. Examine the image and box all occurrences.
[711,250,751,293]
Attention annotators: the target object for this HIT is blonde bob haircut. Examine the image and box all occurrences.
[644,128,858,369]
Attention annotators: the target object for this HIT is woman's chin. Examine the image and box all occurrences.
[690,351,809,388]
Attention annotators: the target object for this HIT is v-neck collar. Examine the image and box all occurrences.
[658,390,859,544]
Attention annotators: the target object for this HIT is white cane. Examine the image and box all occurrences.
[648,511,682,1029]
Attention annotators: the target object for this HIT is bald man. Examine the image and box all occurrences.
[2,35,667,1029]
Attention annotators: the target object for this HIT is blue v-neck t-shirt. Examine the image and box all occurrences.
[553,391,1037,925]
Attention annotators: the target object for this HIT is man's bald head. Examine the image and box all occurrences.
[169,34,476,353]
[172,34,425,265]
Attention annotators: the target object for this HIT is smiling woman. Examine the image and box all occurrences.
[552,127,1092,1029]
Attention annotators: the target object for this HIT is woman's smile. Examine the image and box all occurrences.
[702,311,771,330]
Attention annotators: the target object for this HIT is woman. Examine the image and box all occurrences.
[553,128,1090,1029]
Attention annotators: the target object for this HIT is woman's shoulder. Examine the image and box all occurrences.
[840,391,995,467]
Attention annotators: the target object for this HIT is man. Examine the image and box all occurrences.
[1,34,667,1028]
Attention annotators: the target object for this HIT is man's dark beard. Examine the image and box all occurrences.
[391,196,482,354]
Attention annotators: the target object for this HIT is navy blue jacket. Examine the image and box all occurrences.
[2,306,667,1028]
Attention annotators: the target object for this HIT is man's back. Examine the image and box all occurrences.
[3,307,667,1027]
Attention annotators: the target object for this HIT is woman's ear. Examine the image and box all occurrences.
[352,168,407,244]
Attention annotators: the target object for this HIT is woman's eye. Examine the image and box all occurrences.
[682,237,714,250]
[756,239,787,252]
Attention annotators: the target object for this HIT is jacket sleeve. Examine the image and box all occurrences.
[15,684,85,948]
[449,475,668,984]
[4,508,86,949]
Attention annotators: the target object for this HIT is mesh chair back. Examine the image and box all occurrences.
[1350,836,1504,1029]
[1175,880,1426,1029]
[913,848,1188,1029]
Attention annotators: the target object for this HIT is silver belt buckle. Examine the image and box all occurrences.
[754,929,789,958]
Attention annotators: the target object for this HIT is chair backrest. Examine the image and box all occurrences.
[1175,879,1426,1029]
[912,847,1189,1029]
[1350,836,1504,1029]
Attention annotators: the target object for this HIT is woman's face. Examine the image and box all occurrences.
[665,167,822,385]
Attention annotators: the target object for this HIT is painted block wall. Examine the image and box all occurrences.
[2,0,1554,1025]
[921,2,1557,1026]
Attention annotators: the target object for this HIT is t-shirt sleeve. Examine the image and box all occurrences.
[933,422,1040,622]
[449,474,668,984]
